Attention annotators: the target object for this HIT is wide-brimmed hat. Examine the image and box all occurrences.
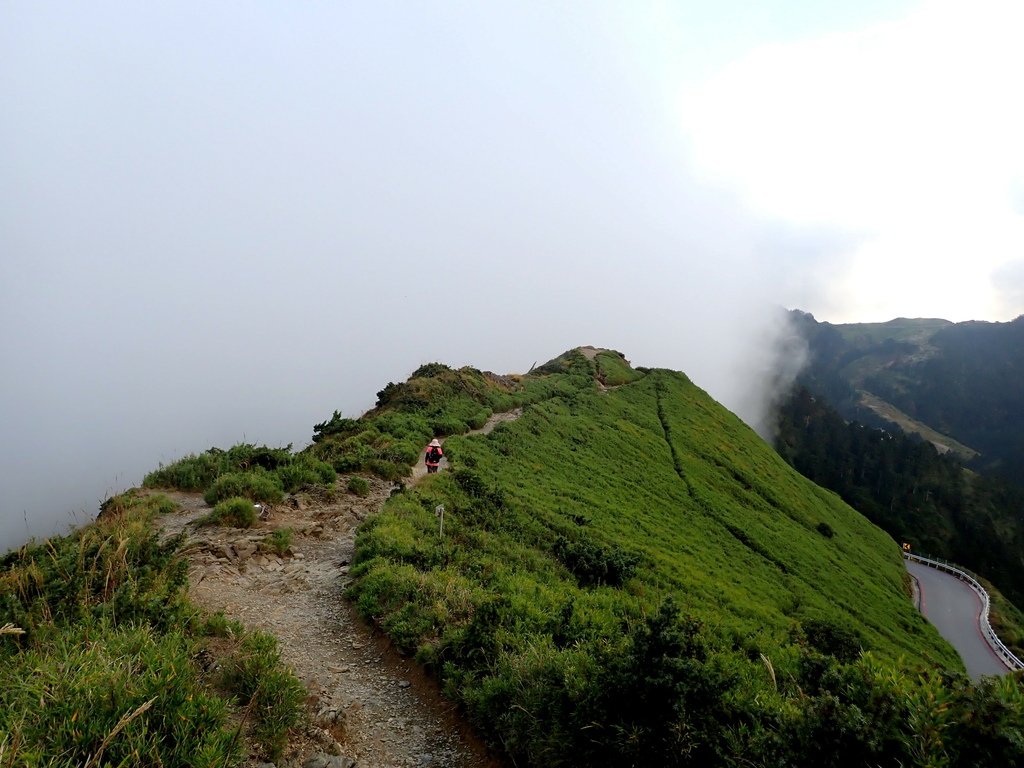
[429,439,441,447]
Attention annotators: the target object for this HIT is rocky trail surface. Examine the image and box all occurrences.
[153,412,523,768]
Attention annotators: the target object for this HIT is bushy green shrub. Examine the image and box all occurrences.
[375,438,421,466]
[144,452,222,492]
[367,459,409,482]
[265,528,293,556]
[552,535,639,587]
[411,362,453,378]
[312,410,362,442]
[144,443,294,492]
[202,611,243,638]
[348,476,370,497]
[310,458,336,485]
[276,463,320,493]
[197,497,257,529]
[467,409,490,430]
[276,457,336,492]
[203,470,283,505]
[799,617,863,662]
[430,416,469,436]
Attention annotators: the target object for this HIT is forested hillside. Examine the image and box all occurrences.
[791,311,1024,481]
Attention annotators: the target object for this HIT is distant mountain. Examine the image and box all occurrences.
[790,311,1024,481]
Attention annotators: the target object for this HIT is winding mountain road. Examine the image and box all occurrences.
[906,560,1009,680]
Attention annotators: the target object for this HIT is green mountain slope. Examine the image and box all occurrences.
[20,347,1020,767]
[347,350,1014,766]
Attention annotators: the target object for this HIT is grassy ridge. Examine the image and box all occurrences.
[354,367,952,664]
[347,352,1024,766]
[649,371,941,660]
[14,348,1020,766]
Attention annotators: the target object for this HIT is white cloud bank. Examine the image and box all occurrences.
[681,0,1024,322]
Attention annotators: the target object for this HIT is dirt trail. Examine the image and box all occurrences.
[155,410,522,768]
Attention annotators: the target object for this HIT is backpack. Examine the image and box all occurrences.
[428,447,442,463]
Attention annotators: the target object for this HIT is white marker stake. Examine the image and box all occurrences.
[435,505,445,537]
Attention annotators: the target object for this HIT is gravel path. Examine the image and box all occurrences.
[155,411,522,767]
[156,484,500,768]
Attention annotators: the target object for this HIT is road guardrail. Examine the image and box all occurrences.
[904,552,1024,672]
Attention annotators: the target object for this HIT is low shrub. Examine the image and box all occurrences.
[430,416,469,436]
[202,611,243,638]
[265,528,293,556]
[552,535,639,587]
[144,453,221,492]
[367,459,409,482]
[375,438,421,466]
[348,476,370,497]
[799,617,863,662]
[312,410,362,442]
[277,457,336,492]
[198,497,257,529]
[276,463,320,493]
[0,494,190,638]
[203,470,284,506]
[0,496,308,767]
[143,443,294,493]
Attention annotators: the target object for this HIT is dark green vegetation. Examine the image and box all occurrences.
[144,442,335,504]
[266,526,293,556]
[343,349,1024,767]
[791,310,1024,479]
[198,496,258,528]
[776,387,1024,614]
[786,310,1024,644]
[347,475,370,497]
[0,491,305,766]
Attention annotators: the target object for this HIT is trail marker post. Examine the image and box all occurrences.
[435,505,445,538]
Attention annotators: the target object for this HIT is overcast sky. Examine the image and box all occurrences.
[3,1,1023,549]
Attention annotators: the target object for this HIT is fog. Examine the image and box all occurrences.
[1,3,857,551]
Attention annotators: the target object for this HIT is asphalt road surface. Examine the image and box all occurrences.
[906,560,1008,680]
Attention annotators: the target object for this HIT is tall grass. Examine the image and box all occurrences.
[0,491,306,765]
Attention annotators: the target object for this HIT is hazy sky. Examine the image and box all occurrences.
[3,1,1022,549]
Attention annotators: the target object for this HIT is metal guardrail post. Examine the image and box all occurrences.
[904,552,1024,672]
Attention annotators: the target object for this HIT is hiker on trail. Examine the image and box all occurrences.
[425,439,443,474]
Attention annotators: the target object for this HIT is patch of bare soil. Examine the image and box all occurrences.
[155,411,522,768]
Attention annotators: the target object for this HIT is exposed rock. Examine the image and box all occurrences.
[233,539,257,559]
[302,754,355,768]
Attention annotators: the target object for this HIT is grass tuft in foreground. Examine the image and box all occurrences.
[0,491,305,766]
